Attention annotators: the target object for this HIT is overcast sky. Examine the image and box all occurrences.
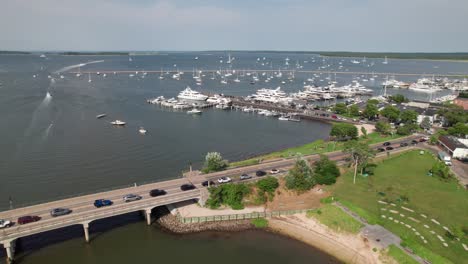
[1,0,467,52]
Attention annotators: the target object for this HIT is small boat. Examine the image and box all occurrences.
[288,116,301,122]
[111,120,126,126]
[96,114,107,119]
[278,116,289,121]
[187,109,202,115]
[139,127,147,135]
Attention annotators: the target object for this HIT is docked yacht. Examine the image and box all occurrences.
[111,120,126,126]
[178,87,208,101]
[250,87,293,104]
[409,78,442,93]
[187,109,202,114]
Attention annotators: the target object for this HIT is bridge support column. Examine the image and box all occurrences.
[3,239,16,263]
[144,208,152,226]
[83,222,90,243]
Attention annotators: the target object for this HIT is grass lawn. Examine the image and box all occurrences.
[331,150,468,264]
[387,245,420,264]
[230,133,405,168]
[306,204,363,234]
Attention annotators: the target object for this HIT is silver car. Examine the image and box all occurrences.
[50,208,72,217]
[123,194,142,202]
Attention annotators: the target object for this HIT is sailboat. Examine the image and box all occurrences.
[382,56,388,65]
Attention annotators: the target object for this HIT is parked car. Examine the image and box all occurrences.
[94,199,113,208]
[217,177,232,184]
[377,148,386,152]
[180,184,196,191]
[123,194,142,202]
[240,174,252,180]
[400,142,408,147]
[256,170,267,177]
[419,137,428,142]
[383,142,391,146]
[386,146,394,151]
[411,139,419,145]
[17,215,41,225]
[149,189,167,197]
[201,180,215,187]
[331,115,338,119]
[269,168,280,174]
[50,208,72,217]
[0,219,12,229]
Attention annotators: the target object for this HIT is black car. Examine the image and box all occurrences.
[180,184,196,191]
[256,170,267,177]
[411,139,419,145]
[201,180,215,187]
[377,147,385,152]
[383,142,391,146]
[149,189,167,197]
[400,142,408,147]
[386,146,394,151]
[50,208,72,217]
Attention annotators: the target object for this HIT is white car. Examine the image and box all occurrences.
[217,177,232,183]
[0,219,12,229]
[269,169,280,174]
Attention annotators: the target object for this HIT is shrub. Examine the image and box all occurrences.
[251,218,268,228]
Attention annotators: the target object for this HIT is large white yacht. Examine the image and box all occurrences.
[409,78,442,93]
[177,87,208,101]
[250,87,293,104]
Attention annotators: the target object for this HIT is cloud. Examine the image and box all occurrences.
[0,0,467,51]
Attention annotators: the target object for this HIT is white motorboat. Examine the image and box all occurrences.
[278,116,289,121]
[178,87,208,101]
[187,109,202,114]
[139,127,147,135]
[111,120,126,126]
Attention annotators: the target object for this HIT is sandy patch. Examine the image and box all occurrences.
[266,180,329,211]
[173,200,265,217]
[356,124,376,136]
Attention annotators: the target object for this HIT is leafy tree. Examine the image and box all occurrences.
[206,183,250,210]
[361,126,368,138]
[375,121,392,135]
[256,177,279,202]
[333,103,348,114]
[447,122,468,138]
[202,152,229,173]
[363,102,379,120]
[330,123,358,140]
[396,124,418,135]
[389,94,408,103]
[314,155,340,185]
[380,105,400,122]
[343,140,375,184]
[348,104,360,117]
[420,116,432,130]
[285,157,316,192]
[437,104,467,127]
[367,99,379,105]
[400,110,418,124]
[431,161,452,181]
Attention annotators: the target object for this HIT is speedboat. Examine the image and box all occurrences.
[139,127,147,135]
[111,120,126,126]
[96,114,107,119]
[187,109,202,115]
[278,116,289,121]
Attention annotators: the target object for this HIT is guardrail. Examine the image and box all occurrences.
[1,190,200,242]
[176,209,310,224]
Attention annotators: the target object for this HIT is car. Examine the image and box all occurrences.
[149,189,167,197]
[331,115,338,119]
[386,146,394,151]
[400,142,408,147]
[377,148,385,152]
[201,180,215,187]
[217,177,232,184]
[180,184,196,191]
[94,199,113,208]
[0,219,12,229]
[50,208,72,217]
[269,168,280,174]
[256,170,267,177]
[383,142,391,146]
[240,174,252,180]
[411,139,419,145]
[123,194,142,202]
[17,215,41,225]
[419,137,428,142]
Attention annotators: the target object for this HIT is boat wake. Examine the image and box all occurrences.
[43,123,54,139]
[54,60,104,74]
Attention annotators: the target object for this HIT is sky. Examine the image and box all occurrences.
[1,0,467,52]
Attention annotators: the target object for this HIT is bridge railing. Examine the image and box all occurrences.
[176,209,311,224]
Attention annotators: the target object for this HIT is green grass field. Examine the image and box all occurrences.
[387,245,420,264]
[331,151,468,264]
[306,204,363,234]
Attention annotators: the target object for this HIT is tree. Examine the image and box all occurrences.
[396,124,418,135]
[363,102,379,120]
[420,116,432,130]
[400,110,418,124]
[447,122,468,138]
[343,140,375,184]
[202,152,229,173]
[367,99,379,105]
[375,121,392,135]
[330,123,358,140]
[389,94,408,103]
[285,157,316,192]
[437,104,467,127]
[431,161,452,181]
[361,126,368,138]
[206,183,250,210]
[314,155,340,185]
[348,104,360,117]
[380,105,400,122]
[333,103,348,114]
[256,177,280,202]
